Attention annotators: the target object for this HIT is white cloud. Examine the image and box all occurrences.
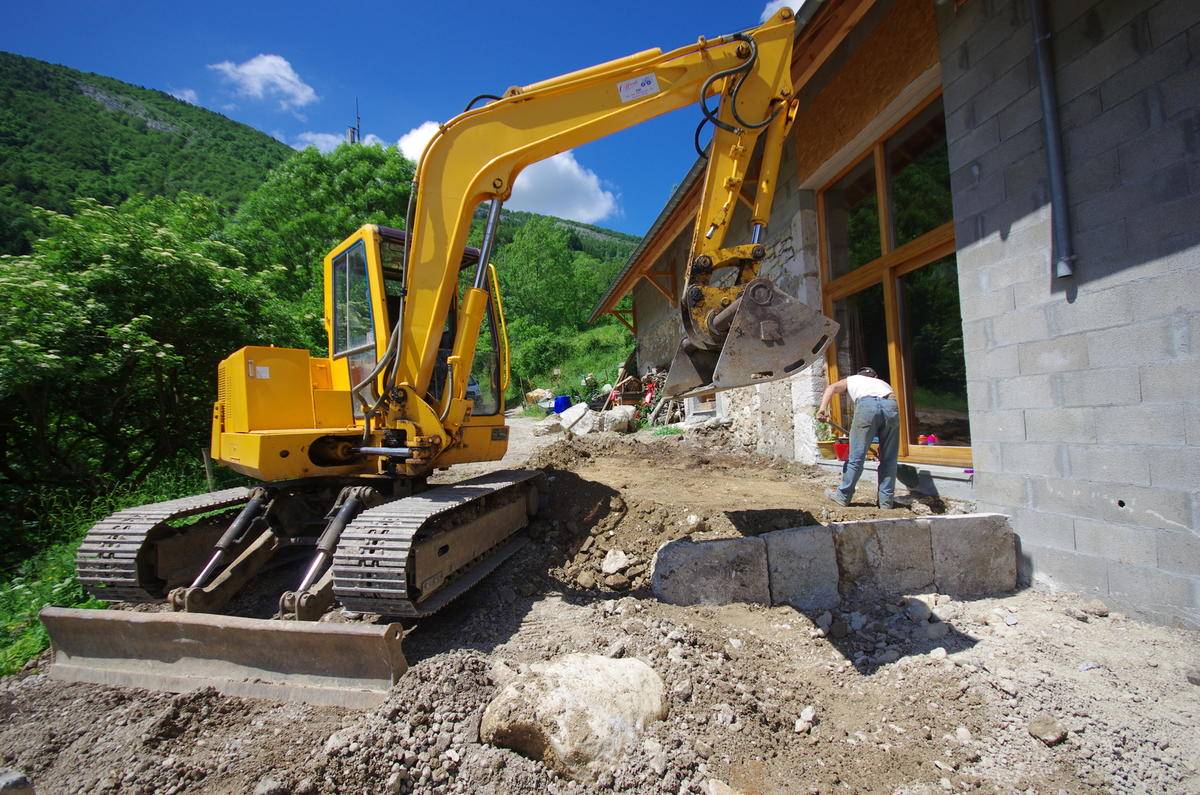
[169,88,198,104]
[397,121,439,163]
[508,152,618,223]
[362,133,385,146]
[760,0,805,23]
[208,54,317,110]
[396,122,618,223]
[293,132,344,153]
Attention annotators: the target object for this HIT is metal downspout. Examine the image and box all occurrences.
[1028,0,1075,278]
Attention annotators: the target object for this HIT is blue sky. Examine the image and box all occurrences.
[1,0,798,235]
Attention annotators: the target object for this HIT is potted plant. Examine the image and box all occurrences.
[814,419,838,459]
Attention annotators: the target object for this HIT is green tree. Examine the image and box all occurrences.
[0,194,299,562]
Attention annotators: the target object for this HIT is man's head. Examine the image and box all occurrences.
[858,367,879,379]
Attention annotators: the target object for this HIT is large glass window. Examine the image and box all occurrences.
[332,241,375,355]
[819,94,969,465]
[823,155,880,279]
[899,256,969,446]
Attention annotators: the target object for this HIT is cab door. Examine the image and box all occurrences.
[325,230,388,418]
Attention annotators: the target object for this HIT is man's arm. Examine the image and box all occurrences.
[817,379,847,421]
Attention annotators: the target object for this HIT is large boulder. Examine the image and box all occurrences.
[480,654,667,781]
[929,513,1016,596]
[600,405,637,433]
[651,537,770,605]
[763,526,840,610]
[832,518,935,596]
[559,402,599,436]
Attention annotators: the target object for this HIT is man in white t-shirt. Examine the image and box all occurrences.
[816,367,900,509]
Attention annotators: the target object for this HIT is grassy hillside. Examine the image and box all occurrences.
[0,51,294,254]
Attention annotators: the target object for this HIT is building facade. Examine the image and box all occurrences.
[591,0,1200,627]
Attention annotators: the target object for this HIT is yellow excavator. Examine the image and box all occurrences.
[41,7,838,707]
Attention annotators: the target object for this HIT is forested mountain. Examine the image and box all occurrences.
[0,51,294,254]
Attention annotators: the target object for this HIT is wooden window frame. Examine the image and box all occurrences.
[817,89,971,468]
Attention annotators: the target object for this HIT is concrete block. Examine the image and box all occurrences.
[1018,335,1090,375]
[650,537,769,606]
[973,470,1032,507]
[1066,444,1151,486]
[1107,561,1199,629]
[1025,407,1096,444]
[1047,286,1132,334]
[1130,269,1200,321]
[996,374,1057,409]
[928,513,1018,597]
[1140,360,1200,404]
[991,306,1051,346]
[1156,530,1200,576]
[1159,58,1200,120]
[1059,368,1142,407]
[1086,317,1187,368]
[963,344,1020,380]
[1030,477,1194,533]
[1074,518,1157,567]
[1010,508,1076,552]
[1149,447,1200,490]
[1095,404,1181,446]
[1000,442,1064,477]
[1125,194,1200,260]
[1021,545,1109,596]
[1148,0,1200,62]
[831,519,934,597]
[762,526,839,611]
[969,409,1026,442]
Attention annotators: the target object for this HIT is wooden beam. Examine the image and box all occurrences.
[640,272,675,304]
[790,0,876,89]
[609,309,635,335]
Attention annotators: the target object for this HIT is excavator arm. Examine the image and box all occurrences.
[374,5,837,456]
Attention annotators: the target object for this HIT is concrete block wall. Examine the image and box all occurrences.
[936,0,1200,627]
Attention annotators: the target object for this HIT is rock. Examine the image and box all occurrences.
[651,537,770,606]
[1004,613,1018,626]
[560,402,599,436]
[909,500,933,516]
[905,598,933,622]
[601,549,630,575]
[1081,599,1109,617]
[604,573,631,590]
[253,776,289,795]
[794,718,812,734]
[800,705,816,724]
[480,653,667,781]
[576,570,596,590]
[832,518,935,596]
[671,678,693,699]
[685,514,707,532]
[705,779,741,795]
[323,730,352,754]
[929,647,948,660]
[1028,713,1067,746]
[533,414,564,436]
[604,638,629,658]
[877,648,901,664]
[1064,606,1089,622]
[849,611,868,632]
[1186,668,1200,686]
[815,611,833,630]
[927,514,1017,597]
[924,622,950,640]
[601,405,637,433]
[954,726,972,744]
[1078,660,1101,672]
[828,619,849,639]
[762,526,840,610]
[0,769,33,795]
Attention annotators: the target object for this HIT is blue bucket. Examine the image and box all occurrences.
[553,395,571,414]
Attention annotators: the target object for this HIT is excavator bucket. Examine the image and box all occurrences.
[664,279,839,397]
[40,607,406,708]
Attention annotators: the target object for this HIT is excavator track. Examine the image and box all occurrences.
[332,469,543,618]
[75,487,252,602]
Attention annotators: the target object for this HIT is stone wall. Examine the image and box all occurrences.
[936,0,1200,627]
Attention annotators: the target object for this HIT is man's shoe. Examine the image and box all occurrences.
[825,488,849,507]
[879,501,896,509]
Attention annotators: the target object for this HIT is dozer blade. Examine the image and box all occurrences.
[40,606,406,709]
[664,278,839,397]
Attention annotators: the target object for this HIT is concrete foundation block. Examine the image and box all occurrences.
[762,526,839,611]
[650,537,769,606]
[928,513,1017,597]
[832,518,935,596]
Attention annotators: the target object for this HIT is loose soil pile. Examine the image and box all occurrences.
[2,427,1197,794]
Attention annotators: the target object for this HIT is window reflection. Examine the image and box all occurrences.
[832,283,889,423]
[899,256,969,446]
[824,156,880,279]
[887,101,953,247]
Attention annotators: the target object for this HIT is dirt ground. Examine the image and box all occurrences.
[2,416,1198,794]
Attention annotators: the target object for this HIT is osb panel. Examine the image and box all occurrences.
[794,0,939,183]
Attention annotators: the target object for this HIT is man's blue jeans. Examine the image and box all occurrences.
[836,396,900,506]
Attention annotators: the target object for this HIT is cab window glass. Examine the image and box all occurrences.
[470,299,501,416]
[332,241,374,356]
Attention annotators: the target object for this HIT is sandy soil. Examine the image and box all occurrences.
[2,418,1198,794]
